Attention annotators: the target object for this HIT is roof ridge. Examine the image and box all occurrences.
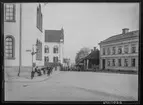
[45,29,61,31]
[101,30,139,43]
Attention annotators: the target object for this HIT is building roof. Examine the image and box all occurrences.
[85,50,99,60]
[99,30,139,45]
[45,29,64,43]
[76,50,100,65]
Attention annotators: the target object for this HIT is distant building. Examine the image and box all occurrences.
[98,28,139,71]
[63,58,70,67]
[76,47,99,70]
[83,47,99,70]
[4,3,45,76]
[44,28,64,66]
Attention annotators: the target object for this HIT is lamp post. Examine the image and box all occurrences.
[58,39,63,71]
[31,44,37,71]
[59,39,63,64]
[31,44,37,79]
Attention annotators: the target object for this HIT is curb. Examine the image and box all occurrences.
[5,71,61,83]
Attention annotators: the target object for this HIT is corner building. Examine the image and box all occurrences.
[99,28,139,71]
[4,3,45,76]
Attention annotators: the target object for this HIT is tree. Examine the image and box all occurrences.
[75,47,91,63]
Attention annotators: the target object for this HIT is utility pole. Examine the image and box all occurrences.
[18,3,22,77]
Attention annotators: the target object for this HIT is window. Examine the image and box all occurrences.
[45,45,49,53]
[118,46,122,54]
[37,4,43,32]
[118,59,121,66]
[112,47,116,55]
[131,58,136,67]
[53,46,58,53]
[112,59,115,66]
[107,48,110,55]
[36,39,42,60]
[45,56,49,62]
[103,48,105,55]
[124,59,128,67]
[37,7,39,28]
[107,60,110,66]
[5,4,15,22]
[5,36,15,59]
[131,44,136,53]
[53,57,58,63]
[124,45,129,54]
[41,13,43,31]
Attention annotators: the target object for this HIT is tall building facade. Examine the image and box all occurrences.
[44,28,64,66]
[99,28,139,71]
[4,3,45,76]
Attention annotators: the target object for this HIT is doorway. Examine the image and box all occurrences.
[102,59,105,70]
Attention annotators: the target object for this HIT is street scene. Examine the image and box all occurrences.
[4,3,139,102]
[5,71,137,101]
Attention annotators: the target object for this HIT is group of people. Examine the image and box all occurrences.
[31,66,54,79]
[61,66,82,71]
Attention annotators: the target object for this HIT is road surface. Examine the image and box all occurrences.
[5,71,136,101]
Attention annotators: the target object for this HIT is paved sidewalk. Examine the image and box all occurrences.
[5,70,61,83]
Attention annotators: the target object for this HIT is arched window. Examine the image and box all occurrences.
[45,45,49,53]
[53,45,58,53]
[5,35,15,59]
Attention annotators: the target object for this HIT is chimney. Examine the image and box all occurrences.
[122,28,129,34]
[94,47,96,51]
[91,49,93,52]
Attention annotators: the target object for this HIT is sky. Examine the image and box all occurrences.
[43,3,139,63]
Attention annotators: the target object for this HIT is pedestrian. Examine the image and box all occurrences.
[31,70,34,79]
[50,67,53,75]
[47,67,50,76]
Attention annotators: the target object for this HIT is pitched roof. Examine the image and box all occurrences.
[45,29,64,43]
[99,30,139,44]
[85,50,99,60]
[76,50,100,65]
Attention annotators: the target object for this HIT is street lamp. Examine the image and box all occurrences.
[31,44,37,71]
[59,39,63,64]
[25,44,37,79]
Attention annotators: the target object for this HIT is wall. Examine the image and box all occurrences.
[4,4,20,67]
[21,3,44,69]
[44,42,61,63]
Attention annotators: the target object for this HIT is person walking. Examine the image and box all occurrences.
[47,67,50,76]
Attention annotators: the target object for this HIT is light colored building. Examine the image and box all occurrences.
[44,28,64,66]
[63,58,70,67]
[98,28,139,71]
[4,3,45,76]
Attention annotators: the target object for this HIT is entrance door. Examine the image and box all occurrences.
[102,59,105,69]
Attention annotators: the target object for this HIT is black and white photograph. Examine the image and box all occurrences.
[3,2,139,102]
